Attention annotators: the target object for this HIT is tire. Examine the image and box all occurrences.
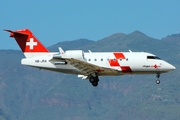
[156,80,160,84]
[89,77,94,83]
[92,82,98,87]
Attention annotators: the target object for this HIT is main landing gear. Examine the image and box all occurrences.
[89,73,99,87]
[156,73,160,84]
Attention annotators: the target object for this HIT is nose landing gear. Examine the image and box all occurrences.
[156,73,160,84]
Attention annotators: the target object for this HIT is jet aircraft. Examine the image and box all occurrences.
[5,29,176,87]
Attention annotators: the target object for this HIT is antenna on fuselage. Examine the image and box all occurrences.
[129,49,132,52]
[88,50,92,53]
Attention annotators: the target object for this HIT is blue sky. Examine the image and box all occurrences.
[1,1,180,50]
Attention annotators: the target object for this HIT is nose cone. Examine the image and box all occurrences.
[169,64,176,71]
[165,62,176,72]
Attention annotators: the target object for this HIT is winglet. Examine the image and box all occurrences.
[88,50,92,53]
[58,47,65,54]
[129,50,132,52]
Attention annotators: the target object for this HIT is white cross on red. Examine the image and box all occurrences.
[26,38,37,49]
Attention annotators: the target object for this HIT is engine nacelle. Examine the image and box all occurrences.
[65,50,85,60]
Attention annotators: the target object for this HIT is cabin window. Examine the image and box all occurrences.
[101,58,103,61]
[88,58,91,61]
[94,58,97,61]
[120,58,122,61]
[114,58,116,61]
[126,58,128,61]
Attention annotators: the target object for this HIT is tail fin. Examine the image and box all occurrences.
[5,29,49,58]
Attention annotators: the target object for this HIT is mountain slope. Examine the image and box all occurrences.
[0,31,180,120]
[85,31,161,52]
[48,39,95,51]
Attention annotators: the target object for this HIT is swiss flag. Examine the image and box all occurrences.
[5,29,49,53]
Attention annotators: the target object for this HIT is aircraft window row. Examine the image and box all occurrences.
[88,58,129,61]
[89,58,103,61]
[147,56,161,60]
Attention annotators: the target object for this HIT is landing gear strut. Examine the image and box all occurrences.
[156,73,160,84]
[89,73,99,87]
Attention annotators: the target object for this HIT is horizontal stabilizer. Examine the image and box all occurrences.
[4,29,28,37]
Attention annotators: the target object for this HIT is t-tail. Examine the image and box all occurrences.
[5,29,49,58]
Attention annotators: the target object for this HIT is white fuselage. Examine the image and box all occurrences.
[21,51,175,76]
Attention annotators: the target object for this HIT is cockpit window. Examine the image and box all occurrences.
[155,56,161,59]
[147,56,161,60]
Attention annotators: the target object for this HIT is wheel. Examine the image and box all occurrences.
[89,77,95,83]
[156,80,160,84]
[92,82,98,87]
[89,73,99,87]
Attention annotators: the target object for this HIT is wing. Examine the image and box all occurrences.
[61,58,121,76]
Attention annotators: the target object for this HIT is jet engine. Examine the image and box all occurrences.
[65,50,85,60]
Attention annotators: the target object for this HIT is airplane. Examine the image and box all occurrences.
[5,29,176,87]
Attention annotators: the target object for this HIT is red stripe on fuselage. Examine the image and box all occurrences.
[113,52,125,59]
[120,66,132,73]
[109,52,132,73]
[109,59,120,66]
[109,52,125,66]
